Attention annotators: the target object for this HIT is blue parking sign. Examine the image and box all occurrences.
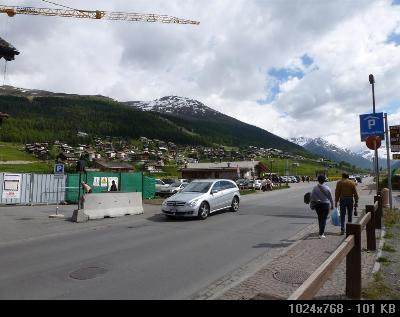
[360,112,385,141]
[54,163,65,175]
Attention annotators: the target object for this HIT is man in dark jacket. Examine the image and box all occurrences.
[335,173,359,235]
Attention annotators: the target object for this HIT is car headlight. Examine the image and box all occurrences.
[162,200,168,207]
[188,199,199,207]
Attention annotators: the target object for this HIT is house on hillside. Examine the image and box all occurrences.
[93,160,134,172]
[181,161,268,180]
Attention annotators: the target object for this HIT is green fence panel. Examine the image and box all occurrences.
[65,172,155,202]
[143,176,156,199]
[65,174,80,204]
[120,172,142,193]
[85,172,121,193]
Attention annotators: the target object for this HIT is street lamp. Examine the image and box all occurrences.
[369,74,379,194]
[270,160,274,178]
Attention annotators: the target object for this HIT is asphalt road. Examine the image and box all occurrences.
[0,181,349,299]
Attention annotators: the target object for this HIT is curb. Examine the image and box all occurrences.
[371,227,386,275]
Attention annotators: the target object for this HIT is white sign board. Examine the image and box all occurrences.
[93,177,100,187]
[108,177,119,191]
[2,174,22,199]
[100,177,108,188]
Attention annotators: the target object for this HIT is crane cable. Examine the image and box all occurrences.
[41,0,79,11]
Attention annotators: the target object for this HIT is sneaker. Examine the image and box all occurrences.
[319,234,326,239]
[340,230,345,235]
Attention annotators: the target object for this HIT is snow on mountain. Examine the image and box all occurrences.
[290,137,385,169]
[125,96,221,117]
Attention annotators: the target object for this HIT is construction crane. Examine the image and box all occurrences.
[0,4,200,25]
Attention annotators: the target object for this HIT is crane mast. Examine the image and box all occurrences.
[0,5,200,25]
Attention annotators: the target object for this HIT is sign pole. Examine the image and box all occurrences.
[369,74,379,195]
[384,113,393,209]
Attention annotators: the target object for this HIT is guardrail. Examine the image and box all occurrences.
[288,194,382,300]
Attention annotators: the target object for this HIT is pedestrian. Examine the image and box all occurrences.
[109,180,118,192]
[261,178,267,192]
[266,178,273,191]
[335,173,359,235]
[310,175,334,239]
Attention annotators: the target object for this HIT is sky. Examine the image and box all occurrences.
[2,0,400,154]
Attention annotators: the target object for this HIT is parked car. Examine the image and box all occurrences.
[160,182,189,196]
[235,179,248,189]
[161,179,240,220]
[254,179,262,190]
[155,179,169,194]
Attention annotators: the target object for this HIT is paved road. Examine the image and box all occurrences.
[0,181,344,299]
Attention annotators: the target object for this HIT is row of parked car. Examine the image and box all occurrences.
[156,178,191,197]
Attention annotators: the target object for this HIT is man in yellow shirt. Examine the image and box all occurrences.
[335,173,359,235]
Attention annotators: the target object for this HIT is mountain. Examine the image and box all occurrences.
[0,87,309,156]
[125,96,308,155]
[290,137,387,169]
[0,85,112,101]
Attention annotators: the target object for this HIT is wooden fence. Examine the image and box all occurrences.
[288,194,382,300]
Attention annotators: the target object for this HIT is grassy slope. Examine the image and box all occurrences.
[0,142,53,173]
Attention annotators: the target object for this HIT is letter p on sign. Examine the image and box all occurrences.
[368,119,376,130]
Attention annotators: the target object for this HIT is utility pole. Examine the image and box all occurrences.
[369,74,380,195]
[384,113,393,209]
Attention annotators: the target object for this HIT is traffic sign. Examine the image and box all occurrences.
[390,125,400,153]
[393,154,400,160]
[366,136,381,150]
[360,112,385,141]
[54,163,65,176]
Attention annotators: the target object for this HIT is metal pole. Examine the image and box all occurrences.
[384,113,393,209]
[77,172,82,210]
[370,74,379,195]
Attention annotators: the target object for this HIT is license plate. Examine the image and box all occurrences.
[170,209,177,214]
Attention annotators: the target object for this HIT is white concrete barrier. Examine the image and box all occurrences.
[81,192,144,220]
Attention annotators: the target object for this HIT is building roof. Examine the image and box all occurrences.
[0,37,19,61]
[184,161,260,170]
[95,160,134,170]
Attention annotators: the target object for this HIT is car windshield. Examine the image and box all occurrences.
[181,182,213,193]
[169,182,181,187]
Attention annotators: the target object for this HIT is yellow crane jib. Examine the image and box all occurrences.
[0,5,200,25]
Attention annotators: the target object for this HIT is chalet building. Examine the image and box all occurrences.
[93,160,134,172]
[57,152,78,164]
[181,161,268,180]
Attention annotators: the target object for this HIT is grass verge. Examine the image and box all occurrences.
[362,272,400,299]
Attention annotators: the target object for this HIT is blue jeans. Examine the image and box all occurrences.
[340,197,354,231]
[315,203,330,235]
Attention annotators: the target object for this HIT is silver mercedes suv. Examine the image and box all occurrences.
[161,179,240,220]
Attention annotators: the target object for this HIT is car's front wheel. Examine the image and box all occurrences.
[230,196,240,212]
[198,202,210,220]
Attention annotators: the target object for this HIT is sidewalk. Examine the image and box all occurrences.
[194,181,388,300]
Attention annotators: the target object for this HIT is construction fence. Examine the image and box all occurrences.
[0,172,155,205]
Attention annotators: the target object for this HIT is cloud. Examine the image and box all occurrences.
[2,0,400,151]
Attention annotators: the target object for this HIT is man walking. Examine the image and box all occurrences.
[335,173,359,235]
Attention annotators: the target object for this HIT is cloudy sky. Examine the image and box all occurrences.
[2,0,400,153]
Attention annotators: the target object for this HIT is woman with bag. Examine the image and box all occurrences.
[310,175,334,239]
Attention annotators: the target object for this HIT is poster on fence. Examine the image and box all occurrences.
[108,177,119,191]
[100,177,108,188]
[93,177,100,187]
[2,174,22,199]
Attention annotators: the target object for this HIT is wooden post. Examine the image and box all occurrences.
[374,195,382,229]
[346,223,362,299]
[365,205,376,251]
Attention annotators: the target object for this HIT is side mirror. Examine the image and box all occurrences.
[212,189,219,194]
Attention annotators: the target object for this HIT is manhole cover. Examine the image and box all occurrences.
[273,269,310,284]
[69,267,108,280]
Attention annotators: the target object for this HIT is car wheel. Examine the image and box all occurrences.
[230,196,240,212]
[198,202,210,220]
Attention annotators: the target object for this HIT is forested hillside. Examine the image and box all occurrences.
[0,96,209,146]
